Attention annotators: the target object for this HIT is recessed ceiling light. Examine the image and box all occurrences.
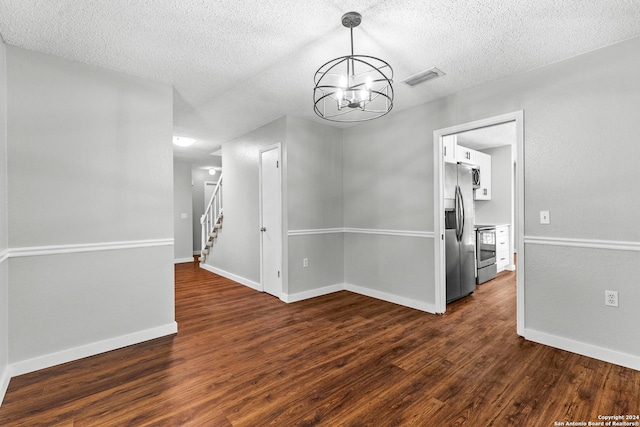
[173,136,196,147]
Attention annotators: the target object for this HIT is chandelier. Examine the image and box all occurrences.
[313,12,394,122]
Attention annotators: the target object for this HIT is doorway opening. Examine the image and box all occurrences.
[433,111,524,336]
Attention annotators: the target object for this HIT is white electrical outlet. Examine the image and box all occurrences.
[605,290,619,307]
[303,258,309,268]
[540,211,550,224]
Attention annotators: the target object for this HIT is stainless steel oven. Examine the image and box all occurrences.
[476,226,497,284]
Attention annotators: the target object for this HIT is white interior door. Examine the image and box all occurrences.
[259,144,282,297]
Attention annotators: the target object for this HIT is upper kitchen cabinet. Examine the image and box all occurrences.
[474,151,492,200]
[456,145,476,165]
[443,134,457,164]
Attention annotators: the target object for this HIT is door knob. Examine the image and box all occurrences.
[260,227,266,232]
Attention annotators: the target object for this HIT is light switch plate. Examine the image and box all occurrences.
[540,211,550,224]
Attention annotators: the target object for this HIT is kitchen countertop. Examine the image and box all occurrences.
[474,223,509,229]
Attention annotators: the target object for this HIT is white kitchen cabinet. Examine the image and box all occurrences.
[456,145,476,165]
[496,225,510,272]
[443,134,457,164]
[474,151,492,200]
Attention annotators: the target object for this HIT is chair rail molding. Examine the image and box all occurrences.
[288,228,435,238]
[6,239,174,258]
[524,236,640,252]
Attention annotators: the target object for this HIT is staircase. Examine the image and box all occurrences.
[200,173,223,263]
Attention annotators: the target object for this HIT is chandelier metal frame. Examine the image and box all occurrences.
[313,12,394,123]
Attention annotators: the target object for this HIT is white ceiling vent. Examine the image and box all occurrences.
[401,67,446,87]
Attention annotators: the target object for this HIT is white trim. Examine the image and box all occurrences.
[174,257,195,264]
[433,111,525,328]
[344,228,434,238]
[199,263,261,291]
[524,328,640,371]
[524,236,640,252]
[0,364,11,407]
[287,228,435,238]
[8,239,174,258]
[288,228,345,236]
[0,249,8,263]
[11,322,178,377]
[281,283,344,303]
[345,283,437,314]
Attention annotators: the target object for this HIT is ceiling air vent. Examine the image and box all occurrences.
[401,67,445,87]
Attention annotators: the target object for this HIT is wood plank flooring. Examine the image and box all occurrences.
[1,261,638,426]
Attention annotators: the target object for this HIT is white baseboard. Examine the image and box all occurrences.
[11,322,178,377]
[0,364,12,407]
[174,257,195,264]
[524,328,640,371]
[344,283,437,314]
[199,263,261,291]
[281,284,344,303]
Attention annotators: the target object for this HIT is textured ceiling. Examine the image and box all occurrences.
[1,0,640,167]
[457,122,516,151]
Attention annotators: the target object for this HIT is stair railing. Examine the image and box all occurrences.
[201,173,223,259]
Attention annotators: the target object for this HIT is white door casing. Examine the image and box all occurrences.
[433,111,524,337]
[259,144,283,297]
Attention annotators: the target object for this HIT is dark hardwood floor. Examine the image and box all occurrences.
[1,261,638,426]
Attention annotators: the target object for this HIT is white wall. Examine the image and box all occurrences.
[475,145,512,225]
[173,160,193,262]
[6,46,176,373]
[0,39,10,403]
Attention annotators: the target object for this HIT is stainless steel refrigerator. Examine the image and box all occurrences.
[444,162,476,303]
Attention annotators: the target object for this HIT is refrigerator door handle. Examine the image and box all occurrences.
[459,185,465,239]
[455,185,462,241]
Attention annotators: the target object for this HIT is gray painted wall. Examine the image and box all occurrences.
[173,160,193,261]
[191,168,208,254]
[475,145,512,226]
[286,117,344,294]
[342,99,438,306]
[6,46,175,364]
[7,46,173,247]
[206,117,286,285]
[9,247,175,362]
[343,35,640,359]
[0,40,9,396]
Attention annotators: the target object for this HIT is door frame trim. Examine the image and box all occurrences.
[258,142,284,297]
[433,111,524,336]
